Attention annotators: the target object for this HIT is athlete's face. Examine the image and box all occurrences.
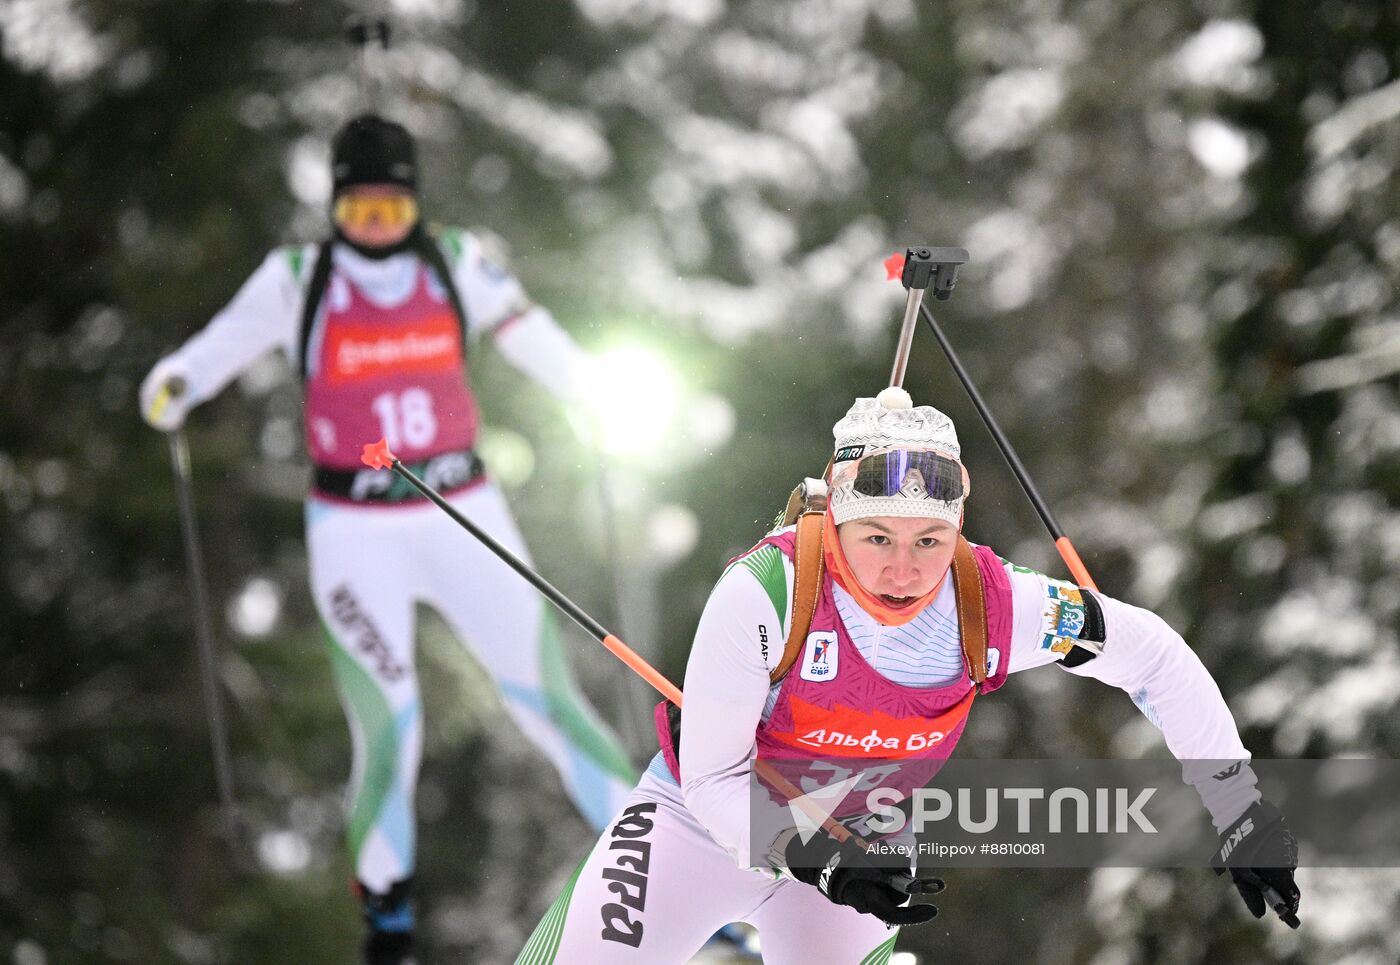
[837,516,959,607]
[334,184,418,249]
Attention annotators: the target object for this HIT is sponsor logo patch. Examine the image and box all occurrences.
[778,691,976,757]
[1039,580,1087,657]
[324,313,461,383]
[799,632,839,682]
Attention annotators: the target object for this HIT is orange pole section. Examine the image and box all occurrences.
[601,633,684,707]
[1054,536,1098,592]
[377,438,863,849]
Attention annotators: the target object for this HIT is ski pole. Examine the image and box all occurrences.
[155,380,241,851]
[359,439,682,705]
[887,246,968,389]
[886,249,1098,591]
[915,297,1097,590]
[1259,880,1302,929]
[345,15,391,111]
[358,439,931,891]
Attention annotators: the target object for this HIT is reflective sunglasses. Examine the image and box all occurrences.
[333,193,419,232]
[844,448,967,502]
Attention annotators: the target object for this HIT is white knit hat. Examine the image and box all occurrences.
[828,387,967,526]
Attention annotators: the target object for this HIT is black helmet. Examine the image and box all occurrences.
[331,114,417,195]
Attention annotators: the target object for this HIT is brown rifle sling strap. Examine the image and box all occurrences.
[771,511,826,684]
[951,535,989,687]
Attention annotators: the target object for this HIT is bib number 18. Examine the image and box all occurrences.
[371,388,438,450]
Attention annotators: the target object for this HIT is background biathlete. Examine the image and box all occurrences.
[140,114,634,965]
[516,389,1300,964]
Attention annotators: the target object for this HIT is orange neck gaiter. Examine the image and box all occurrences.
[822,512,947,628]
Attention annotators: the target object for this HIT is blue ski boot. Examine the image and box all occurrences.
[357,879,418,965]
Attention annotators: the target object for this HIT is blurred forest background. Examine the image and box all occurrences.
[2,0,1399,962]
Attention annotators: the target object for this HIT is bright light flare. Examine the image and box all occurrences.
[586,346,683,457]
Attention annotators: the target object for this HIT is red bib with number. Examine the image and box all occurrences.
[304,266,478,469]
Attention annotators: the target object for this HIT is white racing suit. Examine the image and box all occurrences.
[145,232,634,893]
[517,530,1263,963]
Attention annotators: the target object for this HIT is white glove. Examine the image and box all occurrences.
[139,357,195,431]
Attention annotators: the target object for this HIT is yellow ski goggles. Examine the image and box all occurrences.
[333,193,419,232]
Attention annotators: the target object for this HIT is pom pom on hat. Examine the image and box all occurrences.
[875,386,913,410]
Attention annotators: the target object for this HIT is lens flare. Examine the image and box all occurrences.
[586,346,683,457]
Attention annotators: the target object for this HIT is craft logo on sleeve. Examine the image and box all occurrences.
[325,314,461,383]
[1039,580,1087,656]
[800,632,839,682]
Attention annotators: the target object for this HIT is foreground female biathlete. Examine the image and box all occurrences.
[515,389,1301,964]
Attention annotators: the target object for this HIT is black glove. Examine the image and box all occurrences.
[1211,800,1301,929]
[784,832,944,927]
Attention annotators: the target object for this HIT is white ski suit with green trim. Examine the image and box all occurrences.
[516,529,1263,963]
[143,233,635,893]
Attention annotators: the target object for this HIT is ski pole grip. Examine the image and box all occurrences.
[1261,884,1301,929]
[148,375,188,427]
[900,246,968,300]
[345,15,390,49]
